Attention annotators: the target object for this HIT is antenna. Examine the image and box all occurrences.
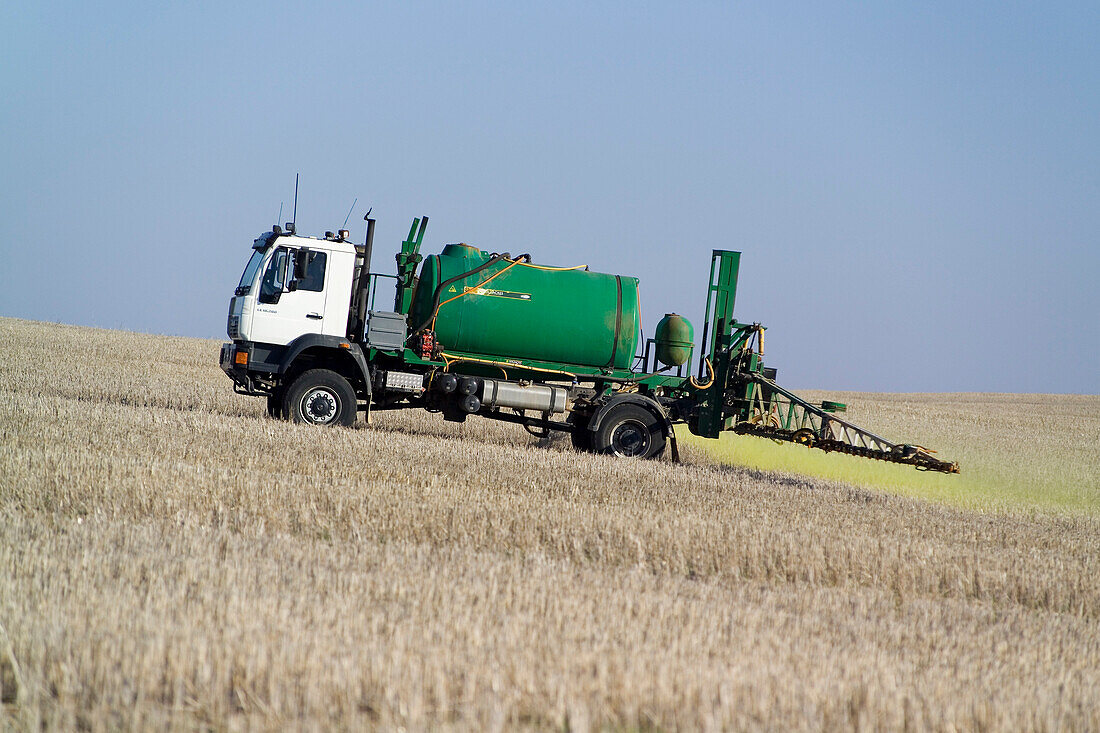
[291,173,299,231]
[277,202,283,226]
[342,197,358,230]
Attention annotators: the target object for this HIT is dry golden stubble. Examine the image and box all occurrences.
[2,317,1099,730]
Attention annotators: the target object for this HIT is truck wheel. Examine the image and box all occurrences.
[284,369,358,427]
[593,403,666,459]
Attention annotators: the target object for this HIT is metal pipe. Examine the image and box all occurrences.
[480,379,568,413]
[750,374,895,447]
[354,217,377,336]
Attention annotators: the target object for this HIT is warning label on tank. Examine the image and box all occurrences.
[463,286,532,301]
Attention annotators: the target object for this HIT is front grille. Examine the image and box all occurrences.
[227,314,240,339]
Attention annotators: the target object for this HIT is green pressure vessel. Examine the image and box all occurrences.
[408,244,639,370]
[654,313,694,366]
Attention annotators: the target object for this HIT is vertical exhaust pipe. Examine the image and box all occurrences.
[364,216,376,274]
[354,216,377,335]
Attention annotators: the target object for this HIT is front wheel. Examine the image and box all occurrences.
[283,369,358,427]
[592,403,666,459]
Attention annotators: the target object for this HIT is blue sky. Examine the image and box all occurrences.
[2,1,1097,392]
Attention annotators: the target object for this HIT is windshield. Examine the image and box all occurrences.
[235,250,266,295]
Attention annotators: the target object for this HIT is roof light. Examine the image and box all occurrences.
[338,229,350,240]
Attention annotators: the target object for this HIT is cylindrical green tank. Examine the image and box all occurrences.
[654,313,694,366]
[408,244,639,370]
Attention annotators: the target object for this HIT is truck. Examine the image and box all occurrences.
[220,214,959,473]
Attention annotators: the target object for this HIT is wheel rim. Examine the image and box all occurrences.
[610,419,651,457]
[300,387,340,425]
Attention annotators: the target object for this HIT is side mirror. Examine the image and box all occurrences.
[294,249,311,280]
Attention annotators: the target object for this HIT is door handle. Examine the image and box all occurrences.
[306,312,323,320]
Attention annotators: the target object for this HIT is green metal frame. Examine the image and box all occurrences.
[394,217,428,314]
[695,250,741,438]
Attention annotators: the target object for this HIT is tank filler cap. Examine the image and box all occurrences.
[441,243,482,257]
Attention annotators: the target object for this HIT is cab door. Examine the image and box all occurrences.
[249,246,330,345]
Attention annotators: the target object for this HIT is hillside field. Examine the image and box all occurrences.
[1,317,1098,730]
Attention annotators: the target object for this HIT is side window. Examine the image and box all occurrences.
[258,248,289,304]
[297,251,327,292]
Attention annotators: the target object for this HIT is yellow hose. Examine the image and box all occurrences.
[429,256,586,333]
[441,354,509,379]
[440,352,578,381]
[430,258,524,331]
[689,357,715,390]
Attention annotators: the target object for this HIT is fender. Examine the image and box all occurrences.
[587,393,668,433]
[278,334,372,398]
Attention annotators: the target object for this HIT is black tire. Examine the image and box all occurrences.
[283,369,358,427]
[592,403,666,459]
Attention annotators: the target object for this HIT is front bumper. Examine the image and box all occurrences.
[219,342,236,375]
[220,342,266,395]
[220,341,284,395]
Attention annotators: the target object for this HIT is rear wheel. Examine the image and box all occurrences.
[284,369,358,427]
[592,403,666,459]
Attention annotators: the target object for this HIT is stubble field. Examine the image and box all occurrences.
[1,317,1098,730]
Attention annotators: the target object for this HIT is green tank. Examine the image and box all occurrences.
[408,244,639,370]
[654,313,694,366]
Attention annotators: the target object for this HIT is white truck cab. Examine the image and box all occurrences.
[221,226,380,427]
[228,231,358,346]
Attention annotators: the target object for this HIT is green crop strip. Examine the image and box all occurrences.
[678,427,1100,516]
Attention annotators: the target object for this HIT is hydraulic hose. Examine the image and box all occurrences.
[515,262,588,271]
[440,351,578,381]
[689,356,715,390]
